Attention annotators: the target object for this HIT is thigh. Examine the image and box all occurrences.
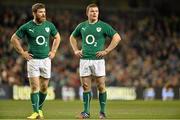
[40,58,51,78]
[95,76,106,86]
[92,59,106,77]
[40,77,49,87]
[80,59,91,77]
[27,59,40,78]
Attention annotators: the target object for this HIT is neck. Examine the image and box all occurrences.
[33,19,43,25]
[88,19,98,24]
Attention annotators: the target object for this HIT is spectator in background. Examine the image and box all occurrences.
[144,85,155,100]
[162,83,174,101]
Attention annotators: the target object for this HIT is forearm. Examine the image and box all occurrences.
[70,35,79,52]
[10,34,24,55]
[51,33,61,53]
[105,33,121,53]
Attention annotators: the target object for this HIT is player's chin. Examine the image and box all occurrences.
[92,18,98,21]
[41,18,46,22]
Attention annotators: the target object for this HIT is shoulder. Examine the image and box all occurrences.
[76,21,87,28]
[99,20,111,27]
[44,20,55,26]
[19,20,33,29]
[25,20,33,25]
[27,20,33,24]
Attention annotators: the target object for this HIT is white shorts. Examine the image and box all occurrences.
[80,59,105,77]
[27,57,51,78]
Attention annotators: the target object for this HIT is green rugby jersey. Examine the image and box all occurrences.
[71,20,117,60]
[15,20,58,59]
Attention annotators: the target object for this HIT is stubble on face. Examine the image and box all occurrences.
[34,8,46,23]
[87,7,99,23]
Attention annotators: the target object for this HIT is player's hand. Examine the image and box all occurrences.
[21,51,33,60]
[96,50,109,58]
[74,50,83,57]
[48,51,56,59]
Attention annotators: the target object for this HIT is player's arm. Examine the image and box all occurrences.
[96,33,121,58]
[48,32,61,59]
[69,35,82,57]
[105,33,121,53]
[10,34,33,60]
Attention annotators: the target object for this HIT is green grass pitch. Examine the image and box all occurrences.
[0,100,180,119]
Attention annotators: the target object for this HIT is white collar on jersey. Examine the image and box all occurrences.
[88,20,98,24]
[33,19,44,25]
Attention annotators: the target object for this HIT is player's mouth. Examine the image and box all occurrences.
[41,16,46,20]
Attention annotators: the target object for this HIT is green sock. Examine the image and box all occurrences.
[99,92,107,113]
[83,92,91,114]
[30,92,39,113]
[39,92,47,110]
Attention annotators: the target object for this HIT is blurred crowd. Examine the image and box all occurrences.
[0,6,179,90]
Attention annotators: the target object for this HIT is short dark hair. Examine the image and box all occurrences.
[86,3,98,13]
[32,3,45,13]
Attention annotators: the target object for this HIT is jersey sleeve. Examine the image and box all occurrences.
[104,23,117,38]
[71,23,82,37]
[15,25,26,40]
[50,23,58,37]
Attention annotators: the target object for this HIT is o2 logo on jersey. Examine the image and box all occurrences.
[36,36,47,46]
[85,34,97,47]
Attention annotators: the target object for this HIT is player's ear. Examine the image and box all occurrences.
[86,11,88,17]
[32,12,35,17]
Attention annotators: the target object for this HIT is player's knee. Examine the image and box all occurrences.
[98,84,106,93]
[40,85,48,93]
[82,83,90,91]
[31,85,39,92]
